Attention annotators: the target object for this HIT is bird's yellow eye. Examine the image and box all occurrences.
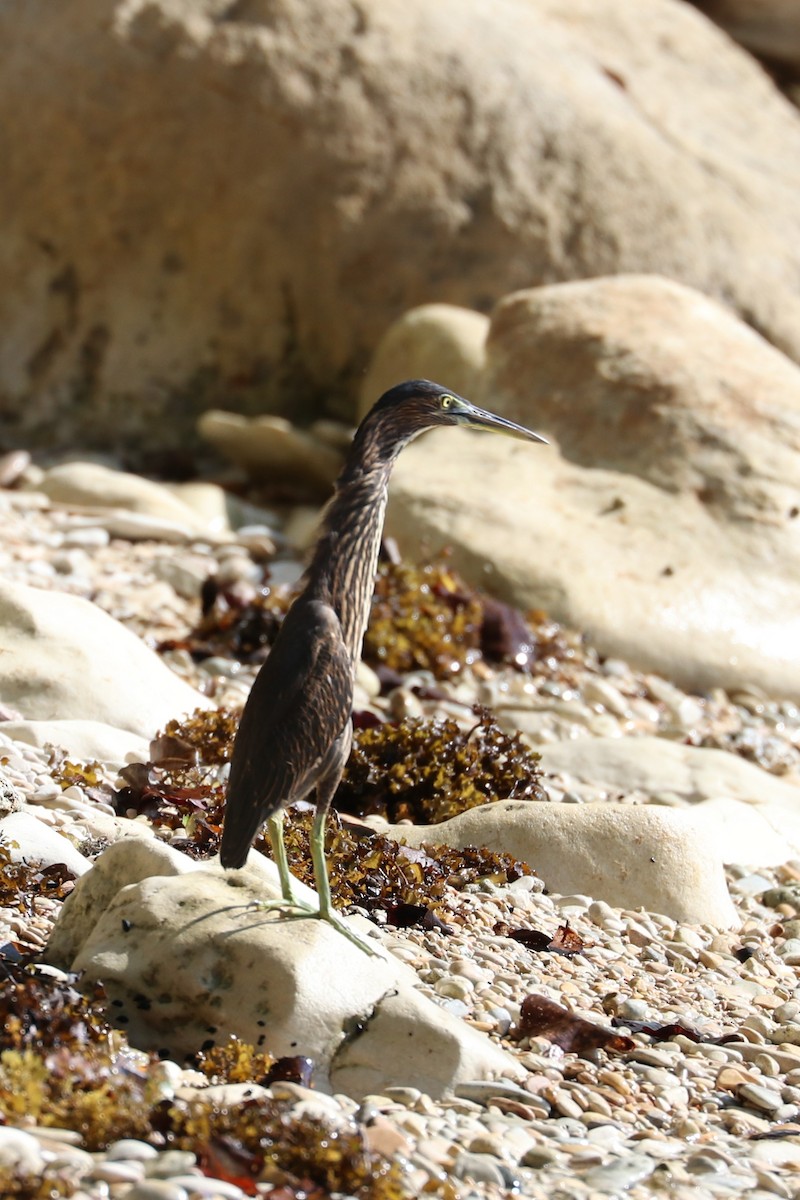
[440,394,454,409]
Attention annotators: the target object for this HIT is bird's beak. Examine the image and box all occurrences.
[461,402,548,445]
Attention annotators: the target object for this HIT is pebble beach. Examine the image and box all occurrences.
[2,465,800,1200]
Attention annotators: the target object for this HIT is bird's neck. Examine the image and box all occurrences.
[307,458,394,659]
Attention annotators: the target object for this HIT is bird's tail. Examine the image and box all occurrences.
[219,810,264,870]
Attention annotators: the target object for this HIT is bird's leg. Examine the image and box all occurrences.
[250,811,318,916]
[267,812,300,905]
[309,786,380,957]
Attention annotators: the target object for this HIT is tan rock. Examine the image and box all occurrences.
[360,306,489,420]
[46,836,203,970]
[715,1065,752,1091]
[386,276,800,698]
[378,801,738,926]
[3,0,800,449]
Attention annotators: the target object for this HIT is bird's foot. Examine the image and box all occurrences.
[249,895,319,918]
[318,907,382,957]
[250,896,381,956]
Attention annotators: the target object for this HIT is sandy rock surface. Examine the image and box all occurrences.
[2,0,800,447]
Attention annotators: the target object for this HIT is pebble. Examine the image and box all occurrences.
[90,1160,146,1183]
[452,1150,507,1187]
[738,1082,784,1113]
[0,1126,45,1173]
[167,1178,247,1198]
[106,1139,160,1162]
[144,1151,197,1179]
[583,1154,656,1189]
[122,1184,190,1200]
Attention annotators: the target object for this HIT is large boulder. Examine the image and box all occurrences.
[46,840,522,1098]
[2,0,800,449]
[0,581,207,737]
[385,276,800,698]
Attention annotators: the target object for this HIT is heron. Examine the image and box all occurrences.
[220,379,547,953]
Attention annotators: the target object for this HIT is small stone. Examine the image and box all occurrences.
[363,1117,412,1159]
[168,1179,246,1199]
[582,676,632,716]
[106,1138,160,1162]
[90,1160,146,1184]
[583,1155,656,1190]
[122,1184,189,1200]
[452,1150,506,1187]
[738,1082,784,1113]
[716,1066,750,1091]
[455,1080,538,1107]
[521,1146,561,1168]
[63,525,111,548]
[0,1126,45,1173]
[434,976,473,1000]
[145,1150,198,1178]
[617,997,649,1021]
[778,938,800,964]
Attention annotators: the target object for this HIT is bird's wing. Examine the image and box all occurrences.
[220,597,354,867]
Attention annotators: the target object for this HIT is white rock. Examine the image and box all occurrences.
[0,809,91,876]
[380,800,738,926]
[1,718,149,767]
[0,580,207,737]
[166,481,234,535]
[540,737,800,864]
[46,845,521,1098]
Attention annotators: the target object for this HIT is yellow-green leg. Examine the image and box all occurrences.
[310,804,380,957]
[267,811,299,904]
[251,810,318,916]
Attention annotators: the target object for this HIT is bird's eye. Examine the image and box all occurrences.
[440,394,454,409]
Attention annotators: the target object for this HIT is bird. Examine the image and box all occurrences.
[220,379,547,953]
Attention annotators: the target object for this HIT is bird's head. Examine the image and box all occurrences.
[367,379,548,452]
